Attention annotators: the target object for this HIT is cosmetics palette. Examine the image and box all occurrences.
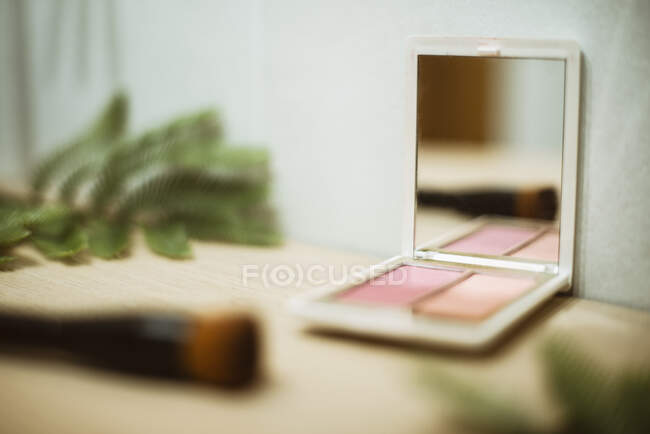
[336,265,542,322]
[289,37,580,349]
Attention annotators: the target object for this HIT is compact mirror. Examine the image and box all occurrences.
[414,55,565,266]
[291,39,580,349]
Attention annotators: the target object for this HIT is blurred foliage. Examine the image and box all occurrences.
[87,219,130,259]
[0,92,281,262]
[419,337,650,434]
[143,221,192,259]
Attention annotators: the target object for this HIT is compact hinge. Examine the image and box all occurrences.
[477,45,500,56]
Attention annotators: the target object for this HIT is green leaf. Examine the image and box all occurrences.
[211,147,269,169]
[23,92,280,262]
[85,91,129,141]
[32,91,128,194]
[1,203,75,245]
[31,226,87,259]
[173,145,270,175]
[0,224,31,246]
[114,169,269,220]
[143,222,192,259]
[183,205,282,246]
[0,255,15,264]
[162,109,222,146]
[90,109,222,212]
[0,191,27,209]
[58,160,105,204]
[88,220,130,259]
[541,338,617,434]
[418,368,540,434]
[27,206,77,238]
[610,370,650,434]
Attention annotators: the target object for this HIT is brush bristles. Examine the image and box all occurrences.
[184,313,259,387]
[516,187,558,220]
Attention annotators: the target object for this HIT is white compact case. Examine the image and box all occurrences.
[288,37,581,350]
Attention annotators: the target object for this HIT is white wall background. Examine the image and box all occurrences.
[1,0,648,310]
[0,0,24,176]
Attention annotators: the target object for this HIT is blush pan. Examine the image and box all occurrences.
[337,265,463,306]
[441,224,541,256]
[510,231,559,261]
[414,274,536,321]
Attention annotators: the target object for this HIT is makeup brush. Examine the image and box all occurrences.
[417,186,558,220]
[0,310,259,387]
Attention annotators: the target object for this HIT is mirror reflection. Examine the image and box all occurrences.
[415,56,565,263]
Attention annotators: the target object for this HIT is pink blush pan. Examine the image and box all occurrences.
[415,274,536,321]
[442,225,540,256]
[510,231,559,261]
[337,265,463,306]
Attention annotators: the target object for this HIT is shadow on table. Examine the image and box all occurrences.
[0,253,41,272]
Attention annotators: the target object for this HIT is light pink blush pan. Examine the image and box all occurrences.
[337,265,463,306]
[510,231,559,261]
[442,225,540,256]
[415,274,536,321]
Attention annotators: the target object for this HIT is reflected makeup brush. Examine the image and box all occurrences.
[417,186,558,220]
[0,311,259,387]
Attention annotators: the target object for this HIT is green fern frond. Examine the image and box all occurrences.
[541,338,614,434]
[420,337,650,434]
[418,367,541,434]
[58,162,99,205]
[1,198,72,233]
[0,223,31,246]
[3,92,281,263]
[89,110,222,213]
[87,219,130,259]
[32,92,128,195]
[171,143,270,170]
[0,200,32,246]
[541,337,649,434]
[143,221,192,259]
[0,255,15,264]
[0,191,26,209]
[161,109,223,147]
[114,168,269,220]
[84,91,129,142]
[611,370,650,433]
[31,225,87,259]
[0,202,90,261]
[183,204,282,246]
[24,206,77,237]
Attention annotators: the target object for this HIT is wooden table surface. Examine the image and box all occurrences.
[1,238,649,434]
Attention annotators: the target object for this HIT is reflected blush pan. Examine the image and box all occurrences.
[337,265,462,306]
[415,274,536,320]
[511,231,559,261]
[442,224,540,255]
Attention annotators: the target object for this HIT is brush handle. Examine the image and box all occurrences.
[0,311,259,386]
[0,313,59,347]
[0,312,189,377]
[417,187,557,220]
